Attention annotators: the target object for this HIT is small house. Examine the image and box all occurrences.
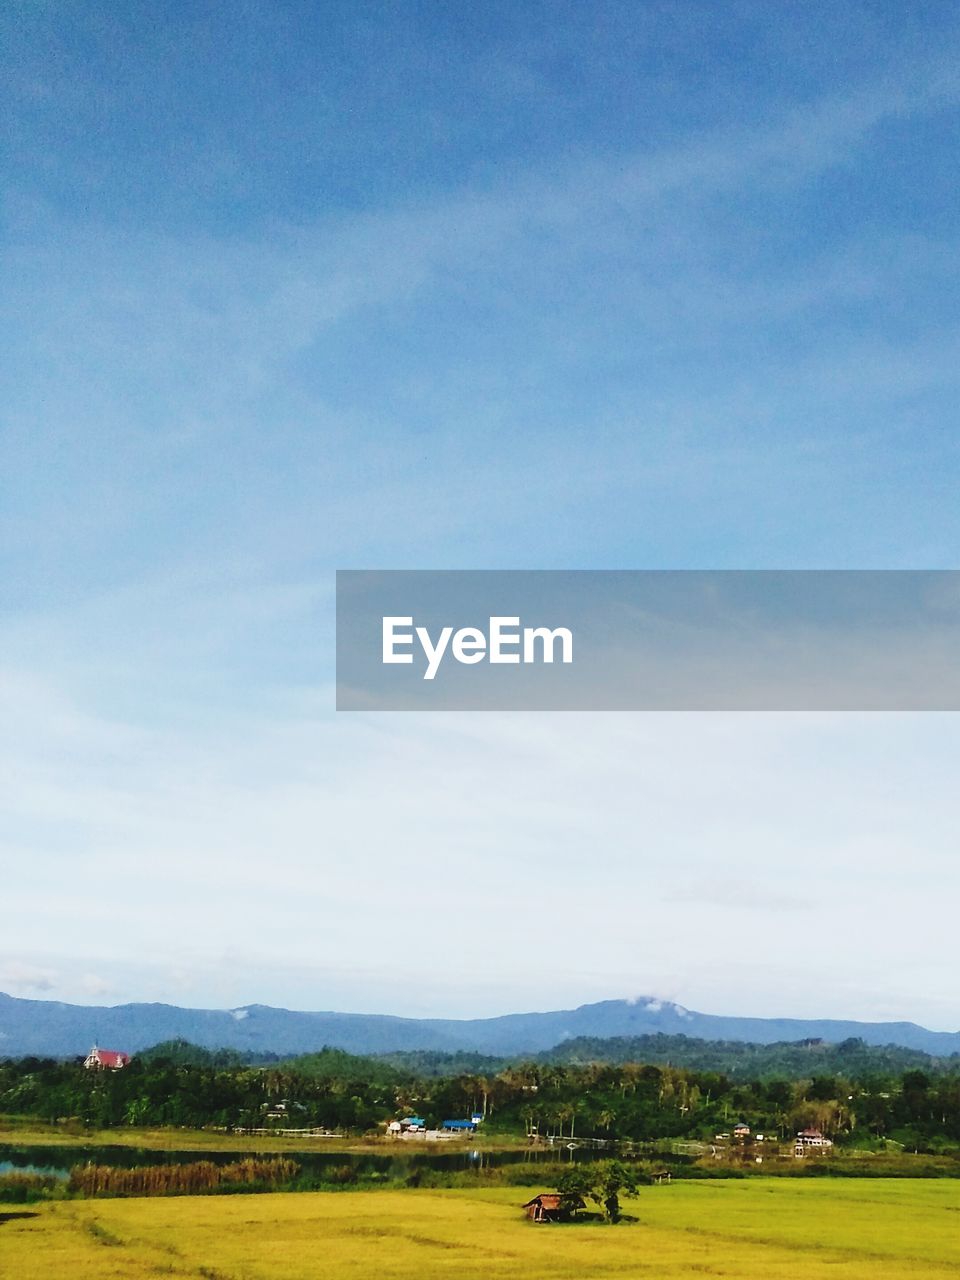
[83,1045,130,1070]
[732,1122,751,1139]
[796,1128,833,1148]
[441,1119,477,1133]
[522,1192,584,1223]
[399,1116,426,1132]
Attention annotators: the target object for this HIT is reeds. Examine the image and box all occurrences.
[68,1157,300,1198]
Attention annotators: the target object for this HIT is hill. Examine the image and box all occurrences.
[2,990,959,1059]
[536,1033,960,1078]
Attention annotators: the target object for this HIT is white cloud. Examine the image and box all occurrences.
[0,961,58,993]
[77,973,114,998]
[2,667,959,1024]
[663,879,814,912]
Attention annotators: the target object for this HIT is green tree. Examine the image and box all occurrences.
[557,1160,641,1224]
[593,1159,641,1223]
[556,1165,594,1219]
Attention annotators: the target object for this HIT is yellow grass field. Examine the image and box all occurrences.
[2,1180,958,1279]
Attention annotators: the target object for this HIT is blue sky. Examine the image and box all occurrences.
[2,3,959,1027]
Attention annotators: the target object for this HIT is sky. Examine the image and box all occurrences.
[2,2,959,1028]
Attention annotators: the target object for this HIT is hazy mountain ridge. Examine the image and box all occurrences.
[2,991,959,1059]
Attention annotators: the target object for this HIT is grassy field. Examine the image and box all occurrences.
[0,1118,526,1154]
[2,1179,957,1279]
[0,1119,477,1154]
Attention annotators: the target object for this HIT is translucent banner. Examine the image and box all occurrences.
[336,570,960,710]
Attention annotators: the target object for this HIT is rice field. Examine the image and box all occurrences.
[2,1179,958,1279]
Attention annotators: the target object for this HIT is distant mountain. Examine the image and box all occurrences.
[2,991,958,1059]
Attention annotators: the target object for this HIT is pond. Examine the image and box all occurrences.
[0,1141,621,1182]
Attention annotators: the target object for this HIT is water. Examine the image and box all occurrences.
[0,1141,607,1182]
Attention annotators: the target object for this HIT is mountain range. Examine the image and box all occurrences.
[2,991,959,1059]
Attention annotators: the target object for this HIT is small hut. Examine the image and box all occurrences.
[522,1192,584,1223]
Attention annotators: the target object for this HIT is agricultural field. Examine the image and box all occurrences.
[2,1179,958,1279]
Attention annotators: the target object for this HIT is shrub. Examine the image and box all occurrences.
[0,1172,63,1203]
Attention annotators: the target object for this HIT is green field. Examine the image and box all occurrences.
[0,1117,535,1156]
[0,1120,427,1154]
[2,1179,957,1279]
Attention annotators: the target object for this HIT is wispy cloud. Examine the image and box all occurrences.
[1,663,958,1021]
[5,50,959,596]
[663,878,813,912]
[0,961,58,994]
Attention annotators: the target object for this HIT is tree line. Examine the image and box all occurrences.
[2,1040,960,1151]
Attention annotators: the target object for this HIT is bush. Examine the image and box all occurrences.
[0,1172,64,1203]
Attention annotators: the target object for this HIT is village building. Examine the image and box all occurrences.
[441,1118,477,1133]
[732,1122,751,1139]
[387,1116,427,1136]
[522,1192,585,1223]
[83,1045,130,1070]
[794,1128,834,1156]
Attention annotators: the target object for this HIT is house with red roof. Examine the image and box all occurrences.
[83,1045,131,1070]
